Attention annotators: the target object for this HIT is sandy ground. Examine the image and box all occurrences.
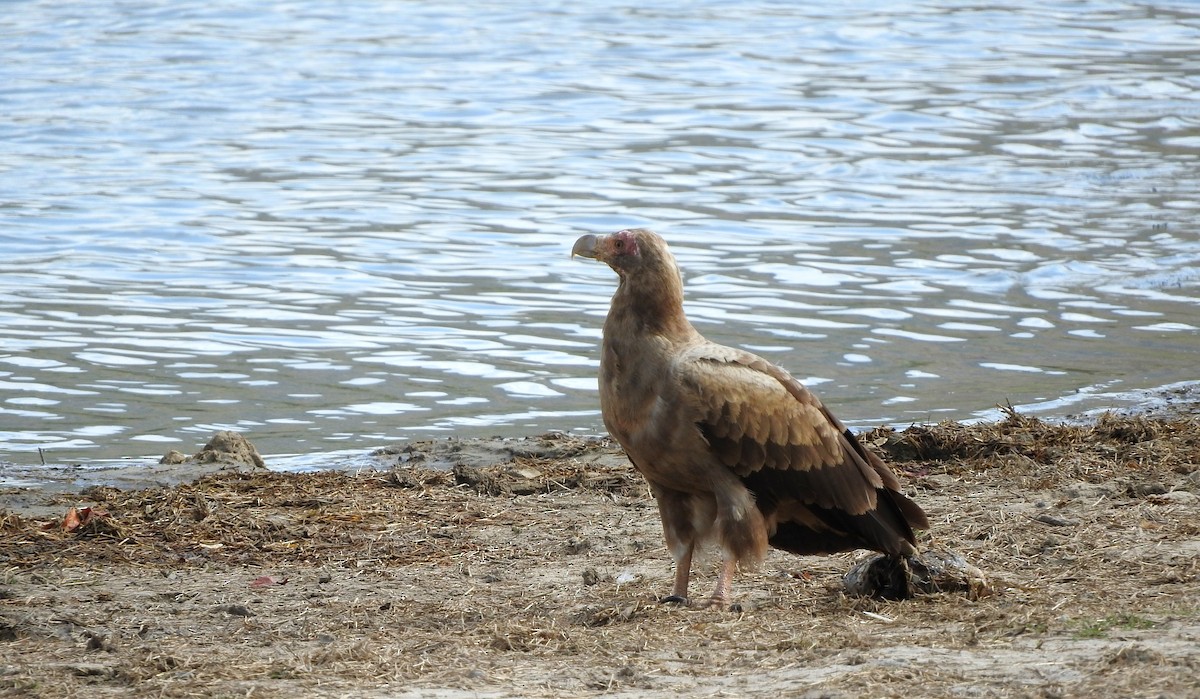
[1,409,1198,698]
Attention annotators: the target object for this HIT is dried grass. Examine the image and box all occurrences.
[0,418,1197,698]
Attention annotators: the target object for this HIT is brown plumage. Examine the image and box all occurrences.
[572,228,929,608]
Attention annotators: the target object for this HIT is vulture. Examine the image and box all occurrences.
[572,228,929,609]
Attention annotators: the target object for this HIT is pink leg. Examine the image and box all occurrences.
[699,557,738,609]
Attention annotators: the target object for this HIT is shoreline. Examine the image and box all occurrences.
[4,379,1199,518]
[4,379,1199,478]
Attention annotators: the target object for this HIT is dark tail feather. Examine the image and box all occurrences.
[768,501,916,557]
[889,489,930,530]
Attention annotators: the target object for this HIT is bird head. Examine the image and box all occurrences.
[572,228,678,281]
[572,228,691,330]
[572,228,638,265]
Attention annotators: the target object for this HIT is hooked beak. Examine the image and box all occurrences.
[571,234,601,260]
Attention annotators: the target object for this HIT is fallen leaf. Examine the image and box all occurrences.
[61,507,83,532]
[60,506,81,533]
[57,507,113,534]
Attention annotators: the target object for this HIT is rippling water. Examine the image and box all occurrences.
[2,1,1198,466]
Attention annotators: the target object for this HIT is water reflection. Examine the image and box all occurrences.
[1,0,1198,465]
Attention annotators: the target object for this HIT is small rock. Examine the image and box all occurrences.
[506,480,543,496]
[565,536,592,554]
[158,450,187,465]
[1033,513,1076,527]
[1131,482,1168,497]
[194,431,266,469]
[216,603,254,617]
[160,431,266,470]
[84,631,117,652]
[582,568,601,586]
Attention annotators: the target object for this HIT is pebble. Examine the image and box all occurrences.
[1132,482,1168,497]
[217,603,254,617]
[1033,513,1077,527]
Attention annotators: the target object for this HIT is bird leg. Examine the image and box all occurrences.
[662,543,694,605]
[656,488,702,605]
[697,557,738,609]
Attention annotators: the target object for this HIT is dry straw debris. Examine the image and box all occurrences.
[0,416,1197,698]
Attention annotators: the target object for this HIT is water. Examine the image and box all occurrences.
[2,1,1199,467]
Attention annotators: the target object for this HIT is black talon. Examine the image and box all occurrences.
[661,594,689,605]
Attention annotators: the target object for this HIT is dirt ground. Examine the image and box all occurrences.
[1,408,1198,698]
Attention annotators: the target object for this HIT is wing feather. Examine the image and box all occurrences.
[676,344,845,475]
[740,438,766,471]
[674,343,903,522]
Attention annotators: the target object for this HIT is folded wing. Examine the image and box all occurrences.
[673,343,928,556]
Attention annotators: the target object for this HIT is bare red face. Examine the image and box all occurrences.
[609,229,640,259]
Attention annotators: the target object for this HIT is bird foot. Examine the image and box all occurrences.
[660,594,743,612]
[678,596,742,612]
